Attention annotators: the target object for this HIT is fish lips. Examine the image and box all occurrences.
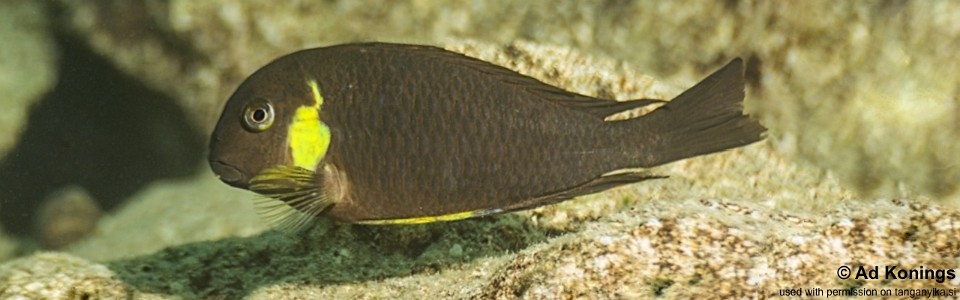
[209,160,249,189]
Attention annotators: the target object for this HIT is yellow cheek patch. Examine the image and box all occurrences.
[287,79,331,170]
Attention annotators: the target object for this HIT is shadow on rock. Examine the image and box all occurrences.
[106,214,563,298]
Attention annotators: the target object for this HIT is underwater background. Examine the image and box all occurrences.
[1,0,958,299]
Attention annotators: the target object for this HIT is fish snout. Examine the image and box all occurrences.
[209,160,249,188]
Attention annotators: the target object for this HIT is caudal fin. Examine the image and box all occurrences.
[635,58,766,167]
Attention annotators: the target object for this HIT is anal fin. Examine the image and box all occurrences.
[501,171,666,214]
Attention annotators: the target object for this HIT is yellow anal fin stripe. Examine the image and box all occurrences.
[356,208,504,225]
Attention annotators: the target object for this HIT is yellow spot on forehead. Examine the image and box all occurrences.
[288,79,330,170]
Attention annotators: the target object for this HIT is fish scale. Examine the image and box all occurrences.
[317,46,618,221]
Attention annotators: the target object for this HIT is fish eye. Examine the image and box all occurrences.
[241,98,274,132]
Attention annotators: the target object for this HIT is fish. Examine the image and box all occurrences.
[208,42,766,229]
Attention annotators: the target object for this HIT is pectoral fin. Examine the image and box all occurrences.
[249,165,334,232]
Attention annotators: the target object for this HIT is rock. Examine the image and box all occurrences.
[0,252,130,299]
[477,199,960,299]
[0,0,57,158]
[3,1,954,298]
[34,186,102,249]
[0,41,934,299]
[737,2,960,197]
[0,33,205,237]
[66,169,263,262]
[52,0,960,197]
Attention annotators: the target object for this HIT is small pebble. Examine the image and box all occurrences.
[34,185,102,249]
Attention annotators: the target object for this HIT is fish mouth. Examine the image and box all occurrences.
[209,160,249,188]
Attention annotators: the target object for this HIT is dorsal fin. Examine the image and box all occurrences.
[528,88,667,118]
[367,43,667,118]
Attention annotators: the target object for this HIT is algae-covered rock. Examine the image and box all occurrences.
[0,0,57,158]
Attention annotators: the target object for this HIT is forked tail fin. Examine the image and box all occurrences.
[633,58,766,167]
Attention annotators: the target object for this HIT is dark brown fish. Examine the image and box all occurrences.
[208,42,765,227]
